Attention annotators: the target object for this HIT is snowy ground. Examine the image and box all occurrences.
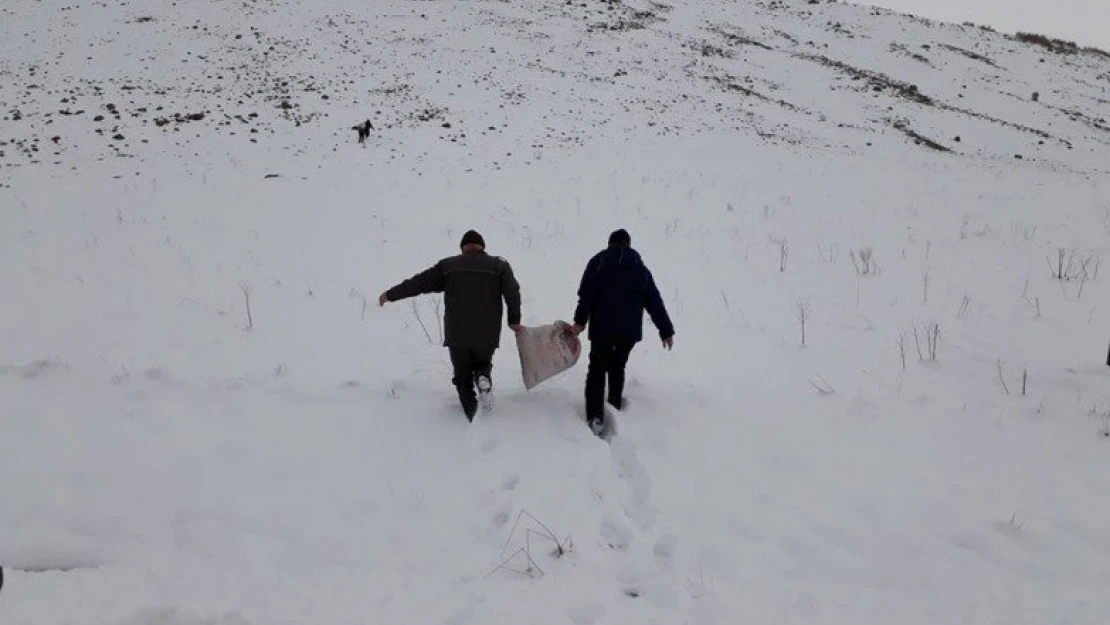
[2,1,1110,624]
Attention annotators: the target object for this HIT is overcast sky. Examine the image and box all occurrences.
[851,0,1110,51]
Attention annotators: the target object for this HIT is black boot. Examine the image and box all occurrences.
[458,389,478,422]
[587,415,605,436]
[475,373,494,414]
[450,347,480,422]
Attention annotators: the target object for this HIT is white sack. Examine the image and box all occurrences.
[515,320,582,390]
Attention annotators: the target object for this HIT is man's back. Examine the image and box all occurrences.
[574,245,672,343]
[438,251,518,348]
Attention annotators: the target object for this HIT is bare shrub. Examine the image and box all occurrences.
[794,296,812,346]
[997,359,1012,395]
[923,322,940,360]
[1022,279,1042,317]
[239,282,254,330]
[996,511,1026,535]
[490,510,572,578]
[912,321,940,361]
[431,295,444,343]
[809,374,835,395]
[103,360,130,385]
[1014,32,1079,55]
[410,300,434,344]
[771,236,789,272]
[956,295,971,319]
[1047,249,1101,299]
[1047,248,1099,282]
[850,248,878,276]
[816,241,839,264]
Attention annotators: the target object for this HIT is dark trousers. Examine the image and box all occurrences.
[585,340,635,420]
[449,346,495,404]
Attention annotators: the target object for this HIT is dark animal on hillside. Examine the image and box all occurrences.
[352,120,374,144]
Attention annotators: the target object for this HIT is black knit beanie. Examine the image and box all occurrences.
[460,229,485,249]
[608,228,631,247]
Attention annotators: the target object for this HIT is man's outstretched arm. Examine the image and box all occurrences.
[379,262,446,305]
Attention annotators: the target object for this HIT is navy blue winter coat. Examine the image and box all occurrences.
[573,244,674,343]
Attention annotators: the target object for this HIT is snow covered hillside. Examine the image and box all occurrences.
[2,0,1110,623]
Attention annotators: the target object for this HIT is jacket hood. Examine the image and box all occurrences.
[598,244,641,268]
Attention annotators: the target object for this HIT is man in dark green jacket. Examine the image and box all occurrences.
[380,230,523,421]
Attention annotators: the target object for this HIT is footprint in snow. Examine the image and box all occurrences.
[600,518,633,551]
[144,366,169,382]
[491,510,511,528]
[479,435,500,454]
[610,436,655,528]
[0,358,69,380]
[548,406,585,442]
[652,531,677,570]
[502,473,519,491]
[568,602,607,625]
[445,605,475,625]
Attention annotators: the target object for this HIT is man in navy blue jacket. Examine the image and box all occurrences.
[571,229,674,434]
